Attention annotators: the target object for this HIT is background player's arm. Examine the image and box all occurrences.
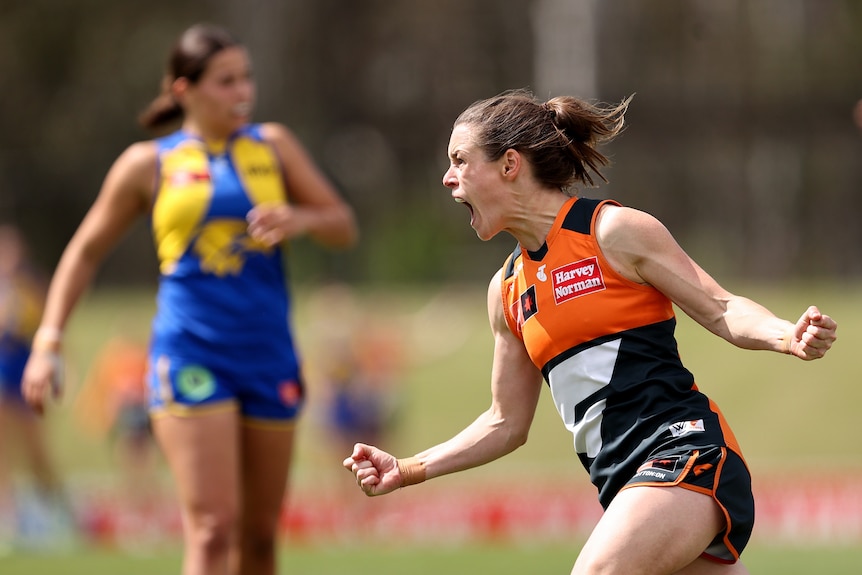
[38,142,155,336]
[23,142,154,413]
[249,123,358,248]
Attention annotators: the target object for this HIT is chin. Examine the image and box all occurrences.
[474,228,497,242]
[227,115,249,129]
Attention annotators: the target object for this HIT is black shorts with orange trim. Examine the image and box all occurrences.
[621,446,754,564]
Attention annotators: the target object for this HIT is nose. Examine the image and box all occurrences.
[442,166,456,189]
[237,77,255,100]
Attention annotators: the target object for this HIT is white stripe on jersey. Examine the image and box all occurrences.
[547,338,621,458]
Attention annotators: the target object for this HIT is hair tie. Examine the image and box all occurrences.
[542,101,557,121]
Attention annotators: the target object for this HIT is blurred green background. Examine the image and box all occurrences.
[2,0,861,572]
[0,283,857,574]
[3,0,862,285]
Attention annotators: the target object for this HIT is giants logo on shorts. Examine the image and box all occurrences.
[637,456,682,474]
[551,257,605,304]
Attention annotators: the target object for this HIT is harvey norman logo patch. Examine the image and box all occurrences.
[552,256,605,304]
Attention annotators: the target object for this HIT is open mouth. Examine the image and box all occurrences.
[233,102,252,117]
[454,197,474,223]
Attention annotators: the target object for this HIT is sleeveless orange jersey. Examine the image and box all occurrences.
[501,197,743,508]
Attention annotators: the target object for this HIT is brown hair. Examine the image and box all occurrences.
[137,23,241,131]
[453,88,631,194]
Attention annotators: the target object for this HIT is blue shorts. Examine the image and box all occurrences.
[622,446,754,564]
[147,352,304,424]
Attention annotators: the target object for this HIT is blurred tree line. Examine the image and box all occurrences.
[1,0,861,287]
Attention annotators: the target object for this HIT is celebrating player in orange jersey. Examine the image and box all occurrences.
[22,23,358,575]
[344,89,837,575]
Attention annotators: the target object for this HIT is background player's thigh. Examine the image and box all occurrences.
[572,486,725,575]
[152,409,241,556]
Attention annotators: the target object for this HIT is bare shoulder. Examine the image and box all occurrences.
[486,267,507,329]
[259,122,300,147]
[487,267,504,302]
[259,122,314,166]
[596,203,665,236]
[114,141,158,176]
[106,140,158,192]
[595,204,677,282]
[598,204,677,250]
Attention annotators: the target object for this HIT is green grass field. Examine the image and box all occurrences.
[2,541,861,574]
[1,281,860,574]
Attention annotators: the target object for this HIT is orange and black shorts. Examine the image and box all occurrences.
[621,446,754,564]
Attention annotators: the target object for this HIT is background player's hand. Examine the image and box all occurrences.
[247,203,307,246]
[21,348,64,415]
[343,443,402,497]
[788,306,837,360]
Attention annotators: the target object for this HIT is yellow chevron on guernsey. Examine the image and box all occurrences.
[152,132,285,276]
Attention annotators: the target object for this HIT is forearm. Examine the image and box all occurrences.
[718,296,794,353]
[38,240,102,338]
[300,203,358,248]
[410,407,529,481]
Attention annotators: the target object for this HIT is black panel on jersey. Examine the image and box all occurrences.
[526,242,548,261]
[503,244,521,280]
[561,197,602,234]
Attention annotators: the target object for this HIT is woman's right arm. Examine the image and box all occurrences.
[22,141,156,414]
[344,269,544,495]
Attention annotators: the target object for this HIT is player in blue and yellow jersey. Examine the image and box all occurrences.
[22,24,358,575]
[344,90,837,575]
[0,225,73,549]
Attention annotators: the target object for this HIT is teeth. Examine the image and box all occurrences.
[454,198,465,203]
[234,103,251,115]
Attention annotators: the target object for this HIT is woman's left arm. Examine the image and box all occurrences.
[248,122,358,248]
[596,205,837,360]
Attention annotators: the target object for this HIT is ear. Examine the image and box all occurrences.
[170,77,191,104]
[501,149,521,180]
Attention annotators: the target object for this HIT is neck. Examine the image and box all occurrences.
[505,190,569,252]
[181,120,237,146]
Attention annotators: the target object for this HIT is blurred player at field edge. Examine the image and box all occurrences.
[0,224,74,551]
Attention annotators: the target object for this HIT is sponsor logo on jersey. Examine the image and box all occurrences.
[244,164,278,177]
[536,264,548,282]
[669,419,705,438]
[520,285,538,323]
[176,365,216,401]
[169,170,211,186]
[551,256,605,304]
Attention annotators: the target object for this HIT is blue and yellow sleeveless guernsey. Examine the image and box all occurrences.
[501,196,754,563]
[147,125,303,424]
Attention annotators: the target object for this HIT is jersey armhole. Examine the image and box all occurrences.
[500,250,524,340]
